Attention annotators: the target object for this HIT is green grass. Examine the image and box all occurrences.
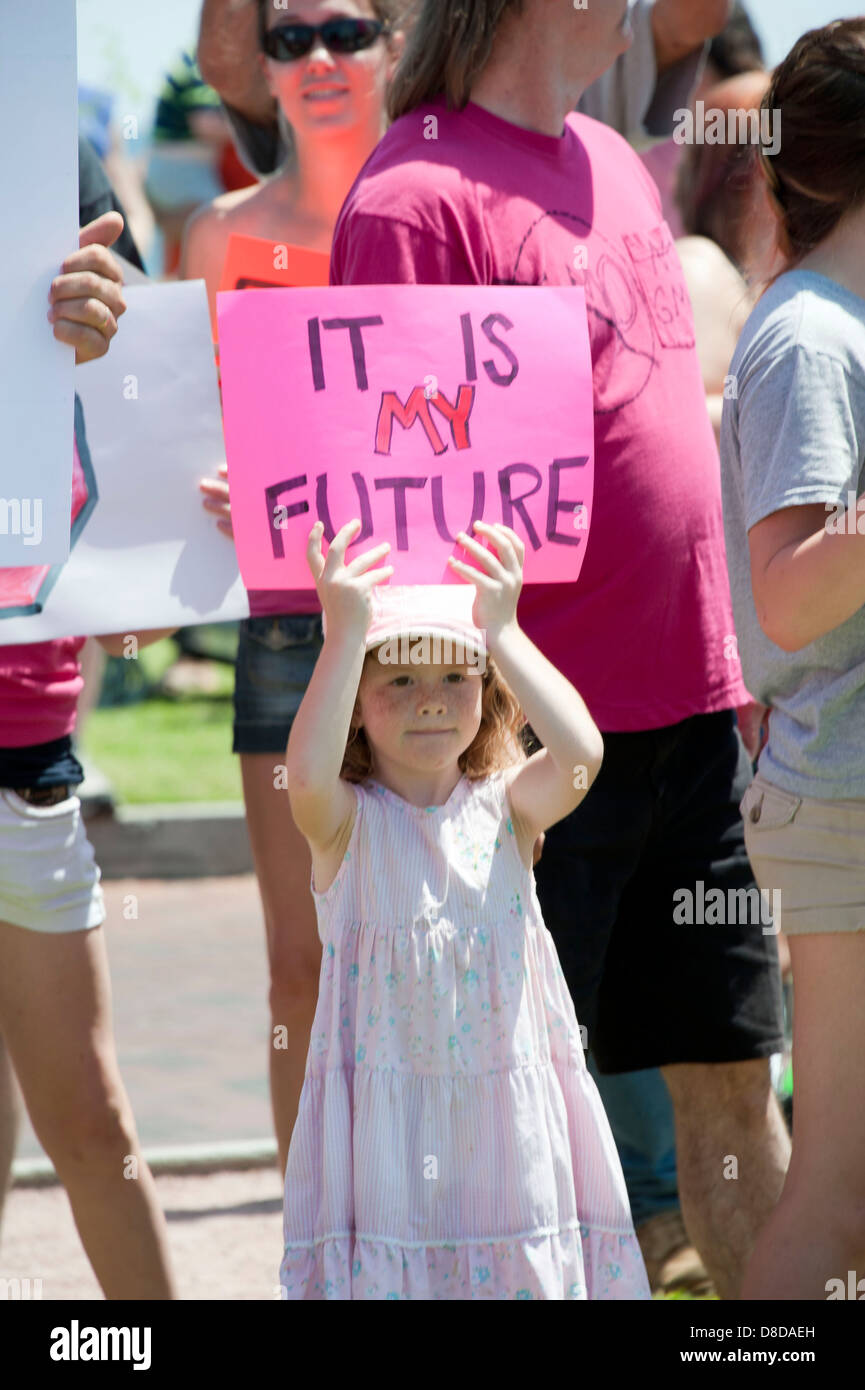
[82,696,241,803]
[82,642,242,805]
[79,636,245,804]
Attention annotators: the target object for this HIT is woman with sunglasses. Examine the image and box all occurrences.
[181,0,404,1181]
[182,2,401,335]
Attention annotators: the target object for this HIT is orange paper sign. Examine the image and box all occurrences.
[219,234,331,295]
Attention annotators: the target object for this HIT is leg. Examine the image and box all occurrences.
[662,1058,790,1300]
[590,1059,713,1295]
[0,919,176,1299]
[241,754,321,1175]
[740,932,865,1299]
[0,1032,19,1230]
[588,1061,679,1229]
[233,615,325,1175]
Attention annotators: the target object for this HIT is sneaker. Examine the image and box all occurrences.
[635,1208,716,1298]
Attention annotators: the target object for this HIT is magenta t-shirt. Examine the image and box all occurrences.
[0,637,85,746]
[331,98,748,732]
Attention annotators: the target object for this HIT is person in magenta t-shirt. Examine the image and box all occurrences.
[330,0,788,1300]
[0,148,178,1297]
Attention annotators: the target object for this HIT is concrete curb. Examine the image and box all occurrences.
[12,1138,279,1188]
[85,802,253,879]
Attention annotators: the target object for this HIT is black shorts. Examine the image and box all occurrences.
[533,709,785,1073]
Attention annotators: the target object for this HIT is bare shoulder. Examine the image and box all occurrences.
[189,184,266,236]
[182,184,274,289]
[677,236,750,313]
[677,235,753,384]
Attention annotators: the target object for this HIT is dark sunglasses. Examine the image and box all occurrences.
[261,18,387,61]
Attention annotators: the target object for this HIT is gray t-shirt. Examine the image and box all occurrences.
[720,269,865,798]
[225,0,705,175]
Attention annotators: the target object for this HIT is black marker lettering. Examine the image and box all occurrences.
[321,316,384,391]
[481,313,519,387]
[315,472,374,544]
[266,476,308,559]
[431,472,486,543]
[307,319,325,392]
[461,313,477,381]
[546,456,589,546]
[498,464,542,549]
[374,477,427,550]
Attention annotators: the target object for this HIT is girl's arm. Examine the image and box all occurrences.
[285,520,393,849]
[449,523,603,845]
[485,623,604,837]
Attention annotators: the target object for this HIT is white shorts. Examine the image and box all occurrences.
[0,789,106,933]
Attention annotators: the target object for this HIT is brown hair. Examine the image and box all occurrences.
[759,19,865,271]
[341,652,526,783]
[388,0,523,122]
[676,72,771,270]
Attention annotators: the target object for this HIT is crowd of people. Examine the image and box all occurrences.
[1,0,863,1302]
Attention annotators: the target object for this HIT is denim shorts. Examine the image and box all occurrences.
[232,614,323,755]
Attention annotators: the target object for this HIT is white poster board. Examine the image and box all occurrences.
[0,0,78,564]
[0,282,251,644]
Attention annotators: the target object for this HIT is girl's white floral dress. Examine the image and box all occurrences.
[280,771,650,1300]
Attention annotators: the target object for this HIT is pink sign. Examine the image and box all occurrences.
[217,286,594,589]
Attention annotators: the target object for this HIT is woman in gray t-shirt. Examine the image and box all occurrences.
[720,19,865,1301]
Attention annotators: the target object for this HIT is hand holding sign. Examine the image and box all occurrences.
[48,212,128,364]
[449,522,524,640]
[308,519,394,641]
[218,285,594,589]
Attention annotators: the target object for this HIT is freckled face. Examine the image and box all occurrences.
[356,654,484,774]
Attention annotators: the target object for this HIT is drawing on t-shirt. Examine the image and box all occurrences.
[500,212,695,415]
[0,394,99,619]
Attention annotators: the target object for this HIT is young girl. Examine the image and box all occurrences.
[720,19,865,1299]
[186,0,404,1176]
[279,516,650,1300]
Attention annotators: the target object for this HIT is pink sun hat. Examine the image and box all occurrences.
[364,585,485,655]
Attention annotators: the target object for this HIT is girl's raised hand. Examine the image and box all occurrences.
[307,519,393,639]
[448,521,524,637]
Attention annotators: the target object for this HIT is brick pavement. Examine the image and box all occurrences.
[5,876,288,1300]
[15,876,274,1160]
[1,1169,284,1301]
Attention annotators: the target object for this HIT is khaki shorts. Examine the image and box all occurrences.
[740,773,865,936]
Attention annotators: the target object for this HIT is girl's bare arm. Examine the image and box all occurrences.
[286,521,392,847]
[449,523,603,844]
